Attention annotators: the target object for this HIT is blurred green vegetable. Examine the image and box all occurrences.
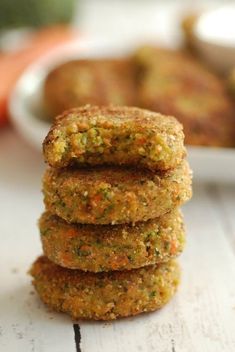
[0,0,76,29]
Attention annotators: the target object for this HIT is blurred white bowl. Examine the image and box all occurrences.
[194,5,235,72]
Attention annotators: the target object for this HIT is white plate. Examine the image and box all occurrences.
[9,39,235,183]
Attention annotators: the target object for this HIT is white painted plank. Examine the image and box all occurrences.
[210,184,235,251]
[0,129,76,352]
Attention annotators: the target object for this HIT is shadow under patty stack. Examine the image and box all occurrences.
[30,105,192,321]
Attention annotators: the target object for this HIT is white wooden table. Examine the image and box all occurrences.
[1,127,235,352]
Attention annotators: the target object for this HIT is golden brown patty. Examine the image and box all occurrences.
[43,160,192,225]
[43,105,186,171]
[227,68,235,99]
[39,209,185,272]
[30,256,180,320]
[43,59,136,118]
[181,13,200,53]
[135,46,235,147]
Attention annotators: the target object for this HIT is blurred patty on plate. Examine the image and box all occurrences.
[43,58,136,118]
[134,46,235,147]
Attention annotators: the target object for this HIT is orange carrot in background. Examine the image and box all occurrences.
[0,25,80,127]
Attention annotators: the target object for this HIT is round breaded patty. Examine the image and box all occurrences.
[39,209,185,272]
[135,46,235,147]
[227,68,235,99]
[44,59,136,118]
[30,256,180,320]
[43,105,186,171]
[181,13,200,53]
[43,160,192,225]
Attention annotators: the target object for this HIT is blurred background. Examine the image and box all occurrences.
[1,0,235,181]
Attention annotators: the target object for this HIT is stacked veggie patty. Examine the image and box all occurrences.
[30,105,192,320]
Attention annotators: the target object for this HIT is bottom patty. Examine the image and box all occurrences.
[30,256,180,321]
[39,209,185,272]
